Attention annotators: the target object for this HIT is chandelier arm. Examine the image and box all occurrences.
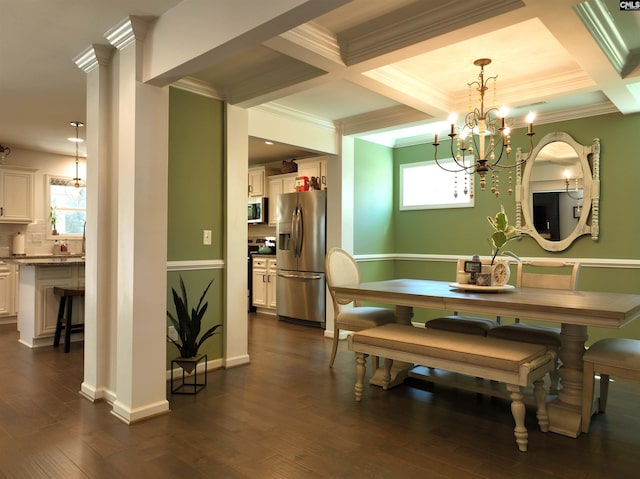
[434,152,468,173]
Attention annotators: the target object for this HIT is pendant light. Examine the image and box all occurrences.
[68,121,85,189]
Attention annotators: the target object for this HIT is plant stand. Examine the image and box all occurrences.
[171,354,207,394]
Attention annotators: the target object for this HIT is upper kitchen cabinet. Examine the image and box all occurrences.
[248,166,266,197]
[0,166,35,224]
[296,158,328,190]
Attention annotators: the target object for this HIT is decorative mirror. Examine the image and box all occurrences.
[516,132,600,252]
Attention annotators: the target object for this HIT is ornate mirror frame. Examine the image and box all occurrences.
[515,132,600,252]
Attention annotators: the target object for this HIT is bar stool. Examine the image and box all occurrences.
[53,286,85,353]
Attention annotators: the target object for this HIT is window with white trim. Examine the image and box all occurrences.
[47,175,86,237]
[400,160,474,210]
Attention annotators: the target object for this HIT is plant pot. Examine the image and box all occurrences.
[175,353,206,374]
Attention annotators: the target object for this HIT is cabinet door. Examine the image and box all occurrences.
[248,168,265,197]
[297,161,320,180]
[319,159,328,190]
[267,271,277,309]
[0,169,34,223]
[268,179,283,226]
[283,176,297,193]
[252,268,267,307]
[0,270,11,316]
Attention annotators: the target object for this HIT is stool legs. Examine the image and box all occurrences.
[64,297,74,353]
[53,294,82,353]
[53,296,67,348]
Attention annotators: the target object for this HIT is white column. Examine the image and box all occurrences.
[106,17,170,423]
[224,105,250,367]
[73,44,115,402]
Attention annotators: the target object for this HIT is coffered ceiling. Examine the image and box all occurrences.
[1,0,638,163]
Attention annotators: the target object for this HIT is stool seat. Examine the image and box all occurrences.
[53,286,85,353]
[53,286,85,297]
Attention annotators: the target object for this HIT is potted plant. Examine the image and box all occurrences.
[50,206,58,235]
[485,205,522,285]
[167,275,222,374]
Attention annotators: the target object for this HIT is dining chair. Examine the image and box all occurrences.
[325,247,396,368]
[487,261,581,394]
[581,338,640,433]
[425,259,499,336]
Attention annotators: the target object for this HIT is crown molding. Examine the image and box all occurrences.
[105,16,151,50]
[73,44,114,73]
[171,77,221,99]
[342,0,524,65]
[271,21,344,70]
[256,103,335,131]
[338,105,431,138]
[574,0,639,78]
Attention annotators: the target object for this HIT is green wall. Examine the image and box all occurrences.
[355,111,640,343]
[354,139,395,255]
[167,88,225,364]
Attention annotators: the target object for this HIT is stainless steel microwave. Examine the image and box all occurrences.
[248,197,268,224]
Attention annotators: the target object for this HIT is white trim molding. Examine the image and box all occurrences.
[167,259,225,271]
[354,253,640,270]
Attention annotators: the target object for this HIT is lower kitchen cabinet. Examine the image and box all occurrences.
[252,256,277,313]
[0,262,14,318]
[17,262,85,348]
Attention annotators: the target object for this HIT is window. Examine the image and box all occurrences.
[400,160,474,210]
[47,175,86,236]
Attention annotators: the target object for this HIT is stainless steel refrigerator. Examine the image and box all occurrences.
[276,190,326,326]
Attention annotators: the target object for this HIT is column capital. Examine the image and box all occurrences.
[74,44,114,73]
[105,16,152,50]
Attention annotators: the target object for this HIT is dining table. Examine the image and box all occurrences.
[331,278,640,438]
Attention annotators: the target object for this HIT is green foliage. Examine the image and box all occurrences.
[167,275,221,358]
[487,205,521,265]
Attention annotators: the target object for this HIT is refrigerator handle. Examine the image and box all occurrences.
[292,206,303,257]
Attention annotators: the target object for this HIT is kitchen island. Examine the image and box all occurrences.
[13,256,85,348]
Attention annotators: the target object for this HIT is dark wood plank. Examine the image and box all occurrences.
[0,315,639,478]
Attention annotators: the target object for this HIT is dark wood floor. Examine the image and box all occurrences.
[0,314,638,478]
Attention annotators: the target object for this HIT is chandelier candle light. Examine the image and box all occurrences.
[432,58,536,198]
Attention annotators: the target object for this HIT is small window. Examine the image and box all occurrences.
[400,160,474,210]
[47,175,86,237]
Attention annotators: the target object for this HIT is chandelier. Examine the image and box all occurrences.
[68,121,86,189]
[432,58,535,198]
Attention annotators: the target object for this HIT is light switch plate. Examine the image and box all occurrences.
[203,229,212,245]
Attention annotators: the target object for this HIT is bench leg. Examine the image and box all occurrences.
[507,384,528,452]
[355,353,367,401]
[533,378,549,432]
[382,358,394,390]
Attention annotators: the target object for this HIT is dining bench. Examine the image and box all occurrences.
[347,323,556,452]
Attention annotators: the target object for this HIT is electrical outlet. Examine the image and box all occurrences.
[203,229,212,245]
[168,326,179,342]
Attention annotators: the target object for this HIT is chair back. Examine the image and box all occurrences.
[325,247,361,311]
[516,261,581,291]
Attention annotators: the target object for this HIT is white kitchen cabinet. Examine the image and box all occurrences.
[0,166,36,223]
[248,167,266,197]
[17,262,84,348]
[252,256,277,313]
[268,173,297,226]
[296,157,328,190]
[0,262,13,317]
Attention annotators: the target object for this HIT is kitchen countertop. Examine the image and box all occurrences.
[4,254,85,265]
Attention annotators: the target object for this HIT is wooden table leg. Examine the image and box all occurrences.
[547,323,588,438]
